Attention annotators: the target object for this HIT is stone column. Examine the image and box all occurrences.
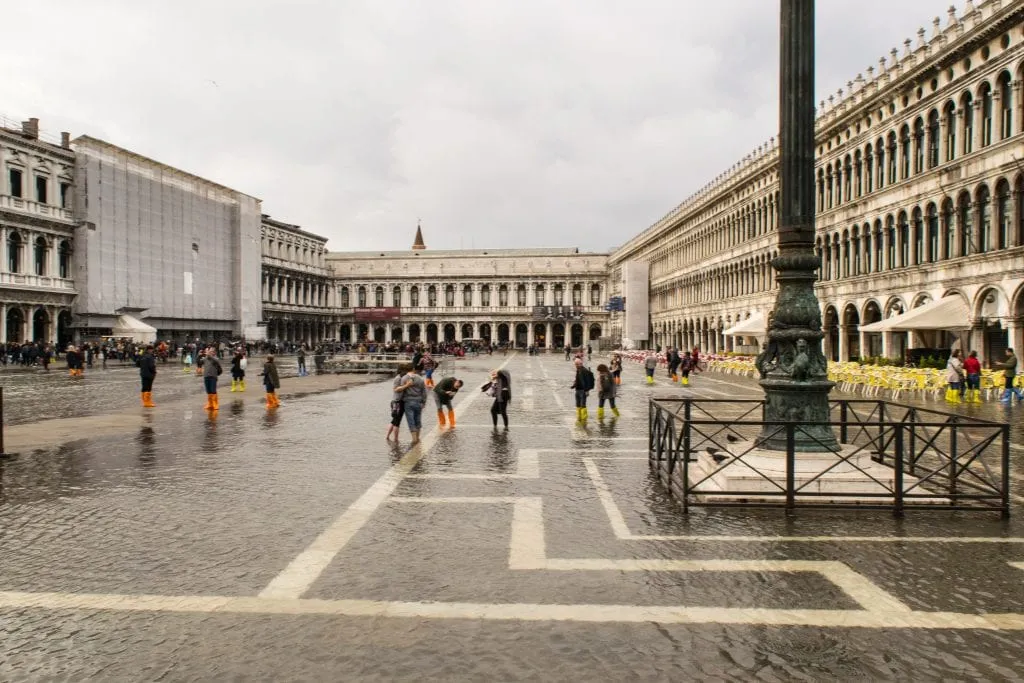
[838,324,849,361]
[22,307,29,343]
[49,306,58,344]
[546,322,553,348]
[881,330,892,359]
[972,101,984,152]
[0,303,6,344]
[527,323,535,347]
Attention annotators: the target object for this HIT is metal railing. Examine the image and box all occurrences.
[649,398,1010,516]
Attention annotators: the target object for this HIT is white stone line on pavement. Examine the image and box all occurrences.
[258,356,515,600]
[1011,562,1024,571]
[584,457,1024,544]
[551,389,564,409]
[377,494,909,613]
[451,424,565,429]
[5,589,1024,629]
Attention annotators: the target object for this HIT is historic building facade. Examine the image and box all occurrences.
[261,215,336,343]
[326,231,610,348]
[609,0,1024,364]
[0,118,77,347]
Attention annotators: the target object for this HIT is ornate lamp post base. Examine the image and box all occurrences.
[757,378,838,452]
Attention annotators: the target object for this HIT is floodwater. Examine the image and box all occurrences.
[1,353,1022,681]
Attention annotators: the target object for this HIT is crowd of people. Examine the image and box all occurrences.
[945,347,1023,405]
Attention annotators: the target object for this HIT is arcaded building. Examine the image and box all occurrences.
[610,0,1024,364]
[324,226,610,348]
[0,118,77,346]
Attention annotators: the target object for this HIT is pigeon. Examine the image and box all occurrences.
[711,453,729,464]
[706,446,720,455]
[726,434,740,443]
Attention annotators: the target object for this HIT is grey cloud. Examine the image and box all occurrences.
[3,0,947,251]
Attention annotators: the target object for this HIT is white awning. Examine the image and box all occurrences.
[860,296,971,333]
[112,314,158,343]
[723,312,766,337]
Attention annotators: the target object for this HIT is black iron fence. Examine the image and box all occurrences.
[649,398,1010,516]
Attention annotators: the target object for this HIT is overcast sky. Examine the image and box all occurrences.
[5,1,950,253]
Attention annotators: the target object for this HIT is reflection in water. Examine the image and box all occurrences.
[136,426,156,467]
[230,400,245,417]
[202,414,218,452]
[389,442,405,464]
[489,430,512,471]
[261,410,279,429]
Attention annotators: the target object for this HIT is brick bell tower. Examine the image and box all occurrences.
[412,220,426,250]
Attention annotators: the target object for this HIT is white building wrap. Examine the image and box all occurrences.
[621,261,649,345]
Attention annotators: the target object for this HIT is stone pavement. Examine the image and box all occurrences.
[1,352,1023,680]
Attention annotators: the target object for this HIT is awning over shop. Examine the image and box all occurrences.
[723,312,766,337]
[112,314,158,343]
[859,296,971,333]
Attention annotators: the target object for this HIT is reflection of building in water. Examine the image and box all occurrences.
[325,226,610,348]
[608,0,1024,364]
[0,118,77,347]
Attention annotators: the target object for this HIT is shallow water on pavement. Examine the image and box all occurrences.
[1,352,1023,680]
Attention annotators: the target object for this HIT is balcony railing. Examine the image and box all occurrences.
[0,272,75,290]
[0,195,75,222]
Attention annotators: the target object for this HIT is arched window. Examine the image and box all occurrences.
[498,284,509,307]
[854,151,863,197]
[463,284,473,307]
[876,139,886,189]
[554,283,564,305]
[427,285,437,307]
[864,145,874,193]
[409,286,419,307]
[393,286,402,308]
[887,132,898,184]
[899,125,911,179]
[357,286,367,307]
[962,92,974,155]
[571,284,582,306]
[481,285,491,307]
[996,180,1011,250]
[998,71,1013,139]
[517,284,527,306]
[841,230,850,278]
[817,169,825,211]
[444,284,455,307]
[375,286,384,307]
[927,111,940,168]
[851,226,861,276]
[926,203,939,263]
[34,236,47,276]
[534,284,544,306]
[913,118,925,174]
[843,155,852,201]
[977,185,991,254]
[825,165,833,209]
[863,229,873,274]
[58,240,71,278]
[7,232,21,273]
[898,211,910,266]
[980,82,994,147]
[912,207,923,265]
[943,101,957,162]
[958,192,973,257]
[941,199,955,259]
[835,164,843,205]
[340,286,350,308]
[886,216,896,270]
[873,220,883,272]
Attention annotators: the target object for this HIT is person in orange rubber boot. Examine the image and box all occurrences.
[202,347,223,411]
[139,344,157,407]
[433,376,463,428]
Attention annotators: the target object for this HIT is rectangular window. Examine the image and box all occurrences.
[36,176,48,203]
[9,168,23,197]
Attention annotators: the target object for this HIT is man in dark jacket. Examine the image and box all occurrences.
[139,345,157,407]
[433,376,463,428]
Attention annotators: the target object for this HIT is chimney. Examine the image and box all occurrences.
[61,132,70,149]
[21,118,39,139]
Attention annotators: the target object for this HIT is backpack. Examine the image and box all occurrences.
[580,367,595,392]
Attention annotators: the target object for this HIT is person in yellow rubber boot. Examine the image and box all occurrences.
[679,351,694,386]
[230,347,246,392]
[944,349,964,404]
[644,351,657,385]
[432,376,463,428]
[596,363,619,420]
[202,347,223,411]
[571,357,594,422]
[963,350,982,403]
[261,354,281,409]
[139,344,157,408]
[610,353,623,386]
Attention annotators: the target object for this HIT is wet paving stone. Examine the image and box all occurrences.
[1,352,1023,679]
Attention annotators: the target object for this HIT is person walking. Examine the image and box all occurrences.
[564,344,572,361]
[230,348,247,392]
[420,352,436,388]
[400,365,428,444]
[963,350,982,404]
[386,364,408,441]
[139,344,157,408]
[482,369,512,429]
[596,363,618,420]
[261,354,281,409]
[945,349,965,404]
[610,353,623,385]
[996,348,1023,404]
[644,351,657,385]
[586,344,592,361]
[296,346,307,377]
[666,347,680,382]
[679,351,694,386]
[203,348,223,412]
[433,376,463,428]
[66,345,83,378]
[571,357,595,422]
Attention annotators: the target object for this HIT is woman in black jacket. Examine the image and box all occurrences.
[482,369,512,428]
